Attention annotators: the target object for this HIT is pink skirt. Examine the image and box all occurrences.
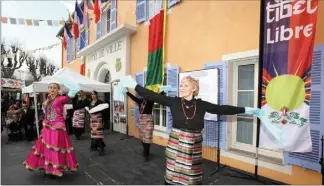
[23,121,78,177]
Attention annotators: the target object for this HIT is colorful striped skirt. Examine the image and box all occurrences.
[90,113,104,139]
[72,108,85,128]
[165,128,203,185]
[139,114,154,144]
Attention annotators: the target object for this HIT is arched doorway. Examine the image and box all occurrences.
[97,67,111,130]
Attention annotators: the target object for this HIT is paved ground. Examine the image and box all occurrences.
[1,129,285,185]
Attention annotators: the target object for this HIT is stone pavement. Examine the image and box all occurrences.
[1,130,284,185]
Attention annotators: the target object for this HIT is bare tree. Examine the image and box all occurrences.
[26,55,57,81]
[1,41,27,78]
[26,55,41,81]
[39,57,56,77]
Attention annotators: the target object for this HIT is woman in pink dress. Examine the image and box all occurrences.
[23,83,78,177]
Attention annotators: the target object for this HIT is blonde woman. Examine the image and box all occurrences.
[120,75,263,185]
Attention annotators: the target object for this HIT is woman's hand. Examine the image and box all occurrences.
[68,90,79,98]
[244,107,264,120]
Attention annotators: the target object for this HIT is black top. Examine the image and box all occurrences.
[73,99,91,111]
[73,99,105,115]
[20,108,35,128]
[126,92,154,114]
[135,85,245,131]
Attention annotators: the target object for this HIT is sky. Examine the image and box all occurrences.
[1,0,80,72]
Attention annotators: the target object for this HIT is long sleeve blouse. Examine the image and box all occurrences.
[134,85,245,131]
[126,91,154,115]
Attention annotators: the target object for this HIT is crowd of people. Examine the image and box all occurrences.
[1,93,36,141]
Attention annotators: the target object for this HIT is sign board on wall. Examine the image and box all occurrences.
[87,40,123,62]
[179,69,219,121]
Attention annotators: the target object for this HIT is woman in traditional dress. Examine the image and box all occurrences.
[126,90,165,161]
[119,75,263,185]
[72,91,90,140]
[68,90,108,156]
[23,83,79,178]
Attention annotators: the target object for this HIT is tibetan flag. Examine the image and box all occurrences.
[73,0,84,39]
[145,0,166,93]
[94,0,101,24]
[259,0,319,152]
[25,19,32,26]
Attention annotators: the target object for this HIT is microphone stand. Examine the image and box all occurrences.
[320,135,324,185]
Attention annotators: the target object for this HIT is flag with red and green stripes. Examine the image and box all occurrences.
[145,1,166,93]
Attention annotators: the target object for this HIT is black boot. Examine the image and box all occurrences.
[98,139,105,156]
[98,148,104,156]
[143,143,150,161]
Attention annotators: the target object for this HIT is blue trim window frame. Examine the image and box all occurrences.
[135,0,181,24]
[66,37,71,63]
[96,16,102,40]
[144,69,168,131]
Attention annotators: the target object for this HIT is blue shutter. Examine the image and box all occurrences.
[135,72,145,127]
[79,30,85,50]
[96,19,102,40]
[136,0,147,24]
[202,61,227,149]
[283,44,324,173]
[166,65,179,133]
[66,37,70,63]
[168,0,180,9]
[110,0,117,30]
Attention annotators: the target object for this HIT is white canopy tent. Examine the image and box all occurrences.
[27,67,111,137]
[23,68,111,93]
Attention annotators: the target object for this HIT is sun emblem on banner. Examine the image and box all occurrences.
[262,62,310,127]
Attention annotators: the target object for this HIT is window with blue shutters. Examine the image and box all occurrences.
[136,0,147,24]
[71,38,75,60]
[203,62,227,149]
[168,0,181,9]
[110,0,116,30]
[166,65,179,133]
[134,72,145,127]
[66,37,71,63]
[283,44,324,173]
[79,30,86,51]
[96,18,102,40]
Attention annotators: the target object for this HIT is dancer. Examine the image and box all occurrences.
[23,83,79,177]
[119,75,263,185]
[125,89,165,161]
[67,90,108,156]
[72,91,89,140]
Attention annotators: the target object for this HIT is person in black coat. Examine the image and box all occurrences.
[20,101,35,141]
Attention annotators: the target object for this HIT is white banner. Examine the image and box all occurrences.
[179,69,219,121]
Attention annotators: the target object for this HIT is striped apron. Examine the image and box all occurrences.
[90,112,104,139]
[72,108,85,128]
[165,128,203,185]
[139,114,154,144]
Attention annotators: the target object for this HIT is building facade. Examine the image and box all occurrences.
[59,0,324,184]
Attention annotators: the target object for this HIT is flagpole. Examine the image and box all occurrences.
[161,0,167,86]
[255,0,266,179]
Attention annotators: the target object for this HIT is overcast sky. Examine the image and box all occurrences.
[1,0,79,72]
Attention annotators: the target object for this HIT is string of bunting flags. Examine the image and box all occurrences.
[24,43,61,53]
[1,17,64,27]
[3,43,61,57]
